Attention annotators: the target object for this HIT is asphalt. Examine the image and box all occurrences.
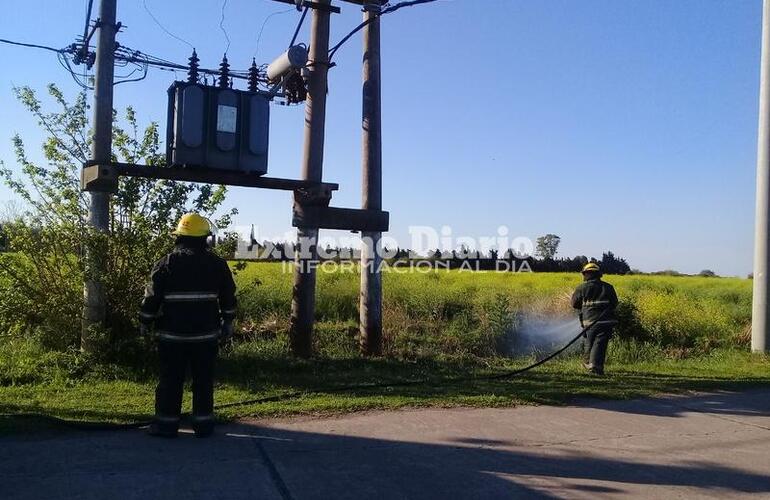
[2,389,770,499]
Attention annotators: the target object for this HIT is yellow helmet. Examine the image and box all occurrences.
[582,262,600,273]
[173,213,211,237]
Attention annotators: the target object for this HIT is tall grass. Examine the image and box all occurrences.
[231,263,752,360]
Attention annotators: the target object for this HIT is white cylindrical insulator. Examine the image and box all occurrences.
[267,45,309,82]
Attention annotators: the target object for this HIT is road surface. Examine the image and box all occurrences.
[2,389,770,499]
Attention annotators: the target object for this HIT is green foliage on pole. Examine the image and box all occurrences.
[0,85,236,362]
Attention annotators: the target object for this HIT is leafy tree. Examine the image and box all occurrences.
[600,251,631,275]
[698,269,717,278]
[0,85,235,360]
[535,234,561,260]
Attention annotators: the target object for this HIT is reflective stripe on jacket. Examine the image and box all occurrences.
[139,244,237,341]
[571,278,619,325]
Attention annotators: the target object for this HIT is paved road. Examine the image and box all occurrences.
[2,389,770,499]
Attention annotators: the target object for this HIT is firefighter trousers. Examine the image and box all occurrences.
[155,340,218,434]
[583,325,613,374]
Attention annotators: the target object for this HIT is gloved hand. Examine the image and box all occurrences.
[220,321,234,342]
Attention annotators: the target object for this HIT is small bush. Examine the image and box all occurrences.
[614,299,647,342]
[634,291,735,350]
[0,85,236,364]
[0,336,81,385]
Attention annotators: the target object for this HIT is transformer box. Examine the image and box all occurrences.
[166,81,270,174]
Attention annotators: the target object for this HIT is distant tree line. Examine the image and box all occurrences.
[234,235,633,274]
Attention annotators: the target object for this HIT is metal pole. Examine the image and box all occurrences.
[753,0,770,353]
[81,0,117,352]
[290,0,332,358]
[360,2,383,356]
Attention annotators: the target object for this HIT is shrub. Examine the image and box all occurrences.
[0,85,235,363]
[634,291,734,350]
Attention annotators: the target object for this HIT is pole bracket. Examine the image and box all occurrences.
[294,185,334,207]
[292,205,389,232]
[81,162,119,192]
[81,161,340,193]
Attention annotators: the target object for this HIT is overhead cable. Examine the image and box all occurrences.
[329,0,442,61]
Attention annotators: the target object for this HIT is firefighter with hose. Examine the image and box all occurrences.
[139,213,237,438]
[571,262,618,375]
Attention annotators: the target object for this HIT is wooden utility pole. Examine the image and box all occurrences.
[81,0,117,351]
[754,0,770,353]
[290,0,332,358]
[359,1,383,356]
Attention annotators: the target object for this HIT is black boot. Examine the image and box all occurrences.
[147,422,178,438]
[192,416,215,438]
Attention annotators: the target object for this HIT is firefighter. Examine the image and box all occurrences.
[571,262,618,375]
[139,213,237,438]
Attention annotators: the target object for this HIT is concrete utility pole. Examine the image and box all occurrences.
[290,0,332,358]
[81,0,117,351]
[753,0,770,353]
[359,2,383,356]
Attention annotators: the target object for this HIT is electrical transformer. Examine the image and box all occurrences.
[166,81,270,174]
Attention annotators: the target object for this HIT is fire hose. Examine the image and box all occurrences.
[1,311,609,431]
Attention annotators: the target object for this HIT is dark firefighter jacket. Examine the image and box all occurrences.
[139,245,237,342]
[571,277,618,326]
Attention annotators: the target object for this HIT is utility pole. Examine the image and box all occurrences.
[359,1,383,356]
[81,0,117,351]
[290,0,332,358]
[753,0,770,353]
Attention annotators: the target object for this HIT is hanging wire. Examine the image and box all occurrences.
[81,0,93,92]
[219,0,231,54]
[115,45,256,82]
[57,51,93,90]
[253,7,294,58]
[289,5,310,48]
[113,62,148,85]
[0,38,64,53]
[329,0,442,62]
[0,37,261,89]
[82,0,94,47]
[142,0,195,50]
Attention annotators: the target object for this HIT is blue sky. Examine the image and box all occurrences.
[0,0,763,276]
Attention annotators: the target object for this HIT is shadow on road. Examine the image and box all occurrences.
[2,412,770,499]
[576,388,770,419]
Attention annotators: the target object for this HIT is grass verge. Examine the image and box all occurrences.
[1,348,768,435]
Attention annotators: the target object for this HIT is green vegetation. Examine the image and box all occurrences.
[0,85,236,360]
[3,86,764,434]
[2,263,767,434]
[1,339,767,435]
[233,264,753,358]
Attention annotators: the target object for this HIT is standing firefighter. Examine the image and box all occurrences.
[571,262,618,375]
[139,213,236,438]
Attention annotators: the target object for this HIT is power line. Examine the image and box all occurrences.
[142,0,195,50]
[219,0,231,55]
[57,51,93,90]
[115,46,258,83]
[328,0,442,61]
[0,38,65,54]
[81,0,95,92]
[0,37,96,88]
[253,7,294,58]
[82,0,95,46]
[289,5,310,48]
